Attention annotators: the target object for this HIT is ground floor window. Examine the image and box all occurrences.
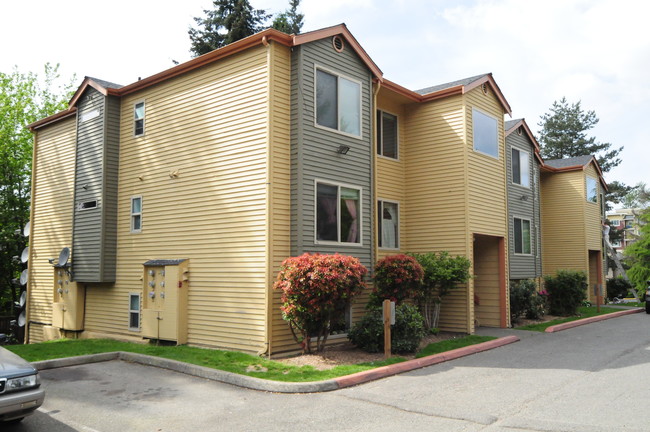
[378,200,399,249]
[129,293,141,330]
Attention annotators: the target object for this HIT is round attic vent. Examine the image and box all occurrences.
[332,35,345,52]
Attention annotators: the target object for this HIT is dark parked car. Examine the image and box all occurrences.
[0,346,45,423]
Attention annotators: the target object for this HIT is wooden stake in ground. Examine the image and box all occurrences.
[383,300,391,359]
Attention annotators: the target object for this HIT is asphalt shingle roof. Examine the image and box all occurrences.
[87,77,123,89]
[415,73,489,95]
[544,155,594,169]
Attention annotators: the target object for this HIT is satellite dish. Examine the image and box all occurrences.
[57,247,70,267]
[19,269,28,286]
[18,310,26,327]
[20,247,29,264]
[18,291,26,308]
[23,221,30,237]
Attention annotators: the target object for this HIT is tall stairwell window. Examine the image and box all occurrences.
[512,148,530,187]
[131,196,142,233]
[586,176,598,202]
[514,218,532,254]
[473,108,498,158]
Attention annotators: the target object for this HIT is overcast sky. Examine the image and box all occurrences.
[2,0,647,191]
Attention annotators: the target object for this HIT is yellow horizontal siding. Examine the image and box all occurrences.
[28,117,77,343]
[584,164,603,250]
[81,45,271,353]
[541,170,587,276]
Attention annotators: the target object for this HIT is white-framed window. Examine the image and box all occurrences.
[378,200,399,249]
[129,293,141,331]
[514,217,532,255]
[472,108,498,158]
[586,176,598,203]
[511,148,530,187]
[134,101,145,136]
[315,181,361,244]
[315,68,361,137]
[377,110,398,159]
[610,219,621,227]
[611,239,622,248]
[131,196,142,233]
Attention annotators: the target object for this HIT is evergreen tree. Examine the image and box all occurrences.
[538,97,623,173]
[189,0,271,56]
[272,0,304,35]
[624,208,650,292]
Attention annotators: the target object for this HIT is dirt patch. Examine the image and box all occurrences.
[276,332,462,371]
[511,314,561,328]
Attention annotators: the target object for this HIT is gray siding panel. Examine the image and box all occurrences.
[506,131,542,280]
[291,37,374,270]
[71,89,119,282]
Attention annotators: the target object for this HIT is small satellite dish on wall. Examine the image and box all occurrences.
[18,310,26,327]
[18,291,26,308]
[19,269,28,286]
[57,247,70,267]
[23,221,30,237]
[20,247,29,264]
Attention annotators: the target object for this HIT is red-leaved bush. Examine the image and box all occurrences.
[274,253,368,353]
[371,254,424,305]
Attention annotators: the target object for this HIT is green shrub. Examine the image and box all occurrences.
[606,277,633,300]
[370,254,423,306]
[348,303,426,354]
[544,270,587,316]
[510,279,545,322]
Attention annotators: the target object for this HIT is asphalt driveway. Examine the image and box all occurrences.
[8,310,650,432]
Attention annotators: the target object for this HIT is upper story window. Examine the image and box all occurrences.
[514,217,532,255]
[378,200,399,249]
[134,101,145,136]
[316,69,361,137]
[131,196,142,233]
[586,176,598,203]
[512,148,530,187]
[472,108,498,158]
[316,181,361,244]
[377,110,398,159]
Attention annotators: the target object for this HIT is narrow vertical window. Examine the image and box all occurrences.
[129,293,141,330]
[586,176,598,202]
[514,218,531,254]
[134,101,145,136]
[131,196,142,233]
[378,200,399,249]
[512,148,530,187]
[377,111,398,159]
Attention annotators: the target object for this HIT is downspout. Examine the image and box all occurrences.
[24,131,39,344]
[372,80,381,264]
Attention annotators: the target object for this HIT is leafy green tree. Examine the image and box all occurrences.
[624,209,650,294]
[538,97,623,173]
[272,0,304,34]
[623,182,649,210]
[0,64,74,314]
[188,0,272,56]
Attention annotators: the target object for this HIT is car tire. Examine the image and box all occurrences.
[6,417,24,424]
[646,303,650,314]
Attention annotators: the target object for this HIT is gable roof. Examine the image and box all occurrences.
[30,24,383,131]
[543,155,608,191]
[505,118,543,164]
[382,73,512,115]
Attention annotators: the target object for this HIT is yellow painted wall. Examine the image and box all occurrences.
[402,94,469,332]
[266,43,297,355]
[28,117,77,343]
[540,169,587,276]
[82,44,273,353]
[473,235,501,327]
[584,164,603,251]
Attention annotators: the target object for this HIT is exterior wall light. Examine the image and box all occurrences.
[336,145,350,154]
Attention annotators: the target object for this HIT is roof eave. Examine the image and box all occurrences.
[28,108,77,131]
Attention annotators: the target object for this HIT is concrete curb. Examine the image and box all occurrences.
[544,307,643,333]
[30,336,519,393]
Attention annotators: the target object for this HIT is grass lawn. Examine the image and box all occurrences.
[6,335,494,383]
[515,305,628,332]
